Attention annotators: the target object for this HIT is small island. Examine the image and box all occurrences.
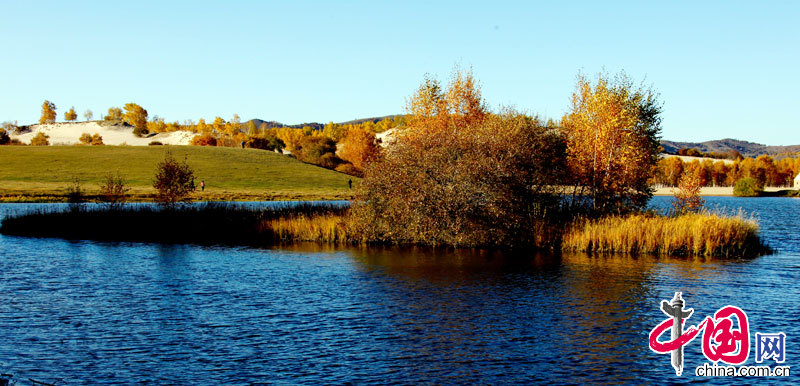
[0,70,775,259]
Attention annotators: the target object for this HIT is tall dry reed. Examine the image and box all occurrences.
[264,214,349,244]
[562,211,769,258]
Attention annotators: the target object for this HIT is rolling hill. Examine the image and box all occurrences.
[247,115,403,131]
[660,138,800,158]
[0,146,355,202]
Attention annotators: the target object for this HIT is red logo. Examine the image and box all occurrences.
[649,292,749,375]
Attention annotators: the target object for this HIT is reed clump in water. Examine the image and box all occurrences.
[264,214,349,244]
[561,210,769,258]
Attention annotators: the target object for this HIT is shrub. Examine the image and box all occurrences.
[148,141,164,146]
[339,127,381,170]
[66,178,85,211]
[99,172,129,208]
[318,153,343,169]
[335,163,363,177]
[246,134,284,151]
[153,151,196,206]
[190,133,217,146]
[672,168,704,214]
[30,132,50,146]
[91,133,104,145]
[350,112,568,248]
[734,177,763,197]
[133,126,149,138]
[293,136,337,164]
[0,129,9,145]
[79,132,92,145]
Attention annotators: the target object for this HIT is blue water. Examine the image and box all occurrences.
[0,197,798,384]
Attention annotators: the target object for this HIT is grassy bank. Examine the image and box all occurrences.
[0,203,349,245]
[562,212,769,258]
[0,146,357,201]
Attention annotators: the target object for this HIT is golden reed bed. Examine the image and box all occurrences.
[562,212,768,258]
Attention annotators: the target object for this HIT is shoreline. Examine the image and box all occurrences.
[2,187,797,203]
[0,192,353,203]
[652,186,795,196]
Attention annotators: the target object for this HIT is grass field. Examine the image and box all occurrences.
[0,146,357,201]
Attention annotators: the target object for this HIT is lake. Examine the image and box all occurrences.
[1,197,798,384]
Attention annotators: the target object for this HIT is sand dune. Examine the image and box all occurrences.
[11,122,194,146]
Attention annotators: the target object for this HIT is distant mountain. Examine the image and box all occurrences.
[660,138,800,158]
[248,115,403,131]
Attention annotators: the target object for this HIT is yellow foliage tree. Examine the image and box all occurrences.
[40,100,57,124]
[561,72,662,214]
[196,118,210,134]
[79,132,93,144]
[147,117,167,133]
[339,126,381,170]
[64,106,78,121]
[105,107,123,121]
[212,117,226,133]
[123,103,148,129]
[30,132,50,146]
[276,128,307,151]
[672,165,704,214]
[91,133,104,145]
[405,67,487,134]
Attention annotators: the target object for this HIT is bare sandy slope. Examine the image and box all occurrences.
[660,153,735,165]
[11,122,194,146]
[653,186,788,196]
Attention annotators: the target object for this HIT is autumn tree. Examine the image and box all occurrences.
[351,70,567,248]
[711,161,731,187]
[147,117,167,133]
[672,165,704,214]
[99,171,129,209]
[30,132,50,146]
[40,100,57,124]
[196,118,210,134]
[276,128,306,151]
[339,126,381,171]
[245,121,257,136]
[212,117,226,133]
[153,151,196,206]
[0,129,9,145]
[293,136,338,165]
[105,107,123,121]
[79,132,93,144]
[84,109,93,121]
[352,109,567,248]
[64,106,78,121]
[123,103,148,137]
[561,71,662,214]
[405,67,488,134]
[323,121,346,141]
[656,157,683,186]
[190,133,217,146]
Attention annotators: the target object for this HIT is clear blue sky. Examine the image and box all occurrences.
[1,1,798,144]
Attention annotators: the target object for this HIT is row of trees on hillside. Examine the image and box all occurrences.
[37,101,150,136]
[655,155,800,188]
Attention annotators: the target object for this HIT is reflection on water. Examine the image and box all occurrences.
[0,197,799,384]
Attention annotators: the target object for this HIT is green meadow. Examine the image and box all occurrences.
[0,146,356,202]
